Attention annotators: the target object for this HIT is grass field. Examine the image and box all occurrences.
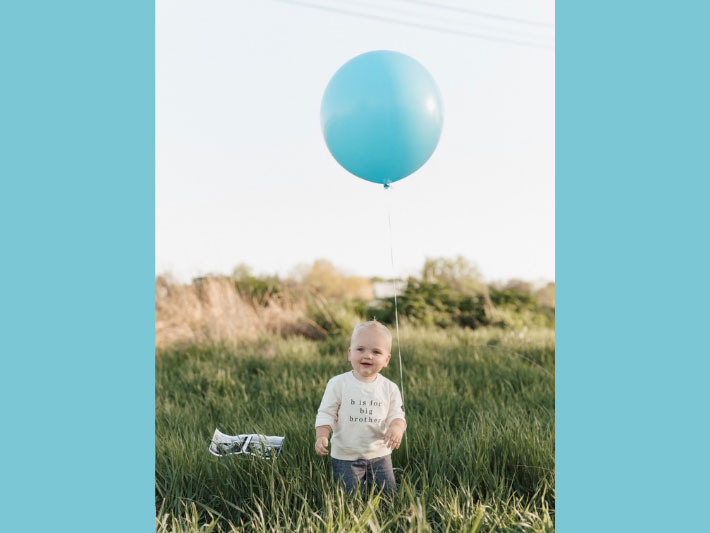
[156,326,555,532]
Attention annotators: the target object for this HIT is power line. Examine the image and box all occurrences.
[273,0,554,50]
[393,0,554,29]
[343,0,554,42]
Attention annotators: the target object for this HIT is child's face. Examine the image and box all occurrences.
[348,327,391,382]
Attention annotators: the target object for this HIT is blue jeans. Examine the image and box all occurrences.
[331,455,397,494]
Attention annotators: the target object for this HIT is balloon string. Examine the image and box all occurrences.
[385,185,409,463]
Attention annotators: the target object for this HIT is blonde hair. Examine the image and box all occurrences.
[350,320,392,351]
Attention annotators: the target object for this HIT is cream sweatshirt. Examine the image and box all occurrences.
[315,371,406,460]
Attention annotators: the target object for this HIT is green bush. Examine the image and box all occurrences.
[489,288,538,309]
[372,280,554,331]
[305,299,365,336]
[233,276,281,305]
[489,288,555,329]
[372,279,491,329]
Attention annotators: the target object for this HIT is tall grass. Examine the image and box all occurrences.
[156,326,554,532]
[155,276,329,349]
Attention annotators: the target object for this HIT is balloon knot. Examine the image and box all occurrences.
[383,183,391,190]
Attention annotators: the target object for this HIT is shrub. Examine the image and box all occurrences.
[421,255,485,295]
[300,259,373,300]
[305,298,364,336]
[372,279,491,329]
[372,280,554,331]
[489,288,555,328]
[233,276,281,305]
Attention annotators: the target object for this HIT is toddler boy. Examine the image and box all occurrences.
[314,320,406,494]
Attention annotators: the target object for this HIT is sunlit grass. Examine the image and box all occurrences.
[156,326,554,532]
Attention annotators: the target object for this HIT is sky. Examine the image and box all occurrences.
[156,0,555,284]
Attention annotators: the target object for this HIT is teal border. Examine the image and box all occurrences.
[557,2,709,531]
[3,1,709,531]
[1,2,154,531]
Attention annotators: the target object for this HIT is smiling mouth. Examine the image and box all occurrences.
[361,362,373,366]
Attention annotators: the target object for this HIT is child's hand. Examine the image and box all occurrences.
[315,436,329,456]
[384,419,406,450]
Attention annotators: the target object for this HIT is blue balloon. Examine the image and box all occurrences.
[321,50,443,186]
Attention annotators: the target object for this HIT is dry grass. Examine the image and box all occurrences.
[155,263,554,350]
[155,276,322,349]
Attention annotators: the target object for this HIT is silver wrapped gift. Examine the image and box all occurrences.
[209,428,284,460]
